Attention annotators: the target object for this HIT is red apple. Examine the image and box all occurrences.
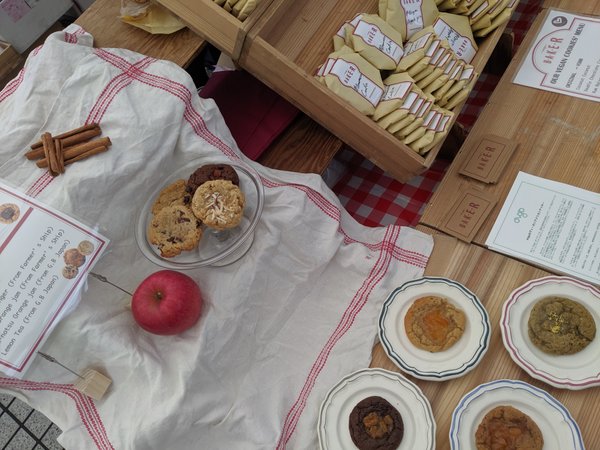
[131,270,203,335]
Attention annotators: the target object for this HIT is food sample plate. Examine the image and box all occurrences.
[501,275,600,389]
[450,379,584,450]
[135,159,264,268]
[378,277,491,380]
[317,368,435,450]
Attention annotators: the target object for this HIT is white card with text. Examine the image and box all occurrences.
[513,10,600,102]
[0,182,109,378]
[486,172,599,285]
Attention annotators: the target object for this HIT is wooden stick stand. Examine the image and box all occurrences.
[74,369,112,401]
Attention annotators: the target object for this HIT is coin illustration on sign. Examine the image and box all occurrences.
[0,203,20,224]
[551,16,568,27]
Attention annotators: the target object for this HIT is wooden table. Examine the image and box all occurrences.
[370,224,600,449]
[75,0,342,174]
[420,0,600,246]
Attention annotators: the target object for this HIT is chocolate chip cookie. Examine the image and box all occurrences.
[475,405,543,450]
[148,205,202,257]
[528,296,596,355]
[404,296,466,352]
[191,180,245,231]
[151,179,191,216]
[349,396,404,450]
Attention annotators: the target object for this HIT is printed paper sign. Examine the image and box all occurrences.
[486,172,600,285]
[0,182,108,378]
[513,10,600,102]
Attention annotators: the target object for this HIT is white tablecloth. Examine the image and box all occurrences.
[0,25,433,449]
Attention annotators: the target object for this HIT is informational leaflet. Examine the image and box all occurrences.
[513,10,600,102]
[0,182,108,378]
[486,172,600,285]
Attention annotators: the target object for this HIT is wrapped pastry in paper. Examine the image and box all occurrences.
[379,0,440,40]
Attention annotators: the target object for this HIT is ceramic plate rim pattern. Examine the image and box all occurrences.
[500,275,600,389]
[317,368,435,450]
[449,379,584,450]
[134,159,264,269]
[378,276,491,380]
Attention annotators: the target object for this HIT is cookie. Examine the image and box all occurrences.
[528,296,596,355]
[475,405,544,450]
[62,265,79,279]
[78,240,95,256]
[0,203,20,224]
[148,205,202,257]
[404,296,466,352]
[151,179,191,216]
[349,396,404,450]
[186,164,240,195]
[64,248,86,267]
[191,180,245,231]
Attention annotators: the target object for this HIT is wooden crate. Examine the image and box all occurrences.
[238,0,509,181]
[155,0,275,60]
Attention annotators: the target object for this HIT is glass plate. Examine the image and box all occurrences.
[135,159,264,268]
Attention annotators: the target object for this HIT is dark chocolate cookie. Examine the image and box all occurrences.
[186,164,240,194]
[349,396,404,450]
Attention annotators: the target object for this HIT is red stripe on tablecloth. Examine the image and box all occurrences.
[276,225,400,448]
[0,377,114,450]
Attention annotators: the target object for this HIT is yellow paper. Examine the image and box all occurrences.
[121,2,185,34]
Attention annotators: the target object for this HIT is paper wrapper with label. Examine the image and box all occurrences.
[0,25,434,449]
[379,0,440,40]
[350,14,405,70]
[120,0,185,34]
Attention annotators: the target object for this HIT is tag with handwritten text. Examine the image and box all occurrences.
[0,182,108,378]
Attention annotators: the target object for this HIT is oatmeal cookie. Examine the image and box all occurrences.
[151,179,191,215]
[404,296,466,352]
[64,248,86,268]
[148,205,202,257]
[191,180,245,231]
[528,296,596,355]
[475,405,543,450]
[186,164,240,195]
[0,203,20,224]
[349,396,404,450]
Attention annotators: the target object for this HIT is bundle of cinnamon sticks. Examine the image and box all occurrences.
[25,123,111,176]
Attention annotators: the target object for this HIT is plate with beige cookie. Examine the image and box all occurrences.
[317,368,435,450]
[378,276,490,380]
[501,275,600,390]
[135,159,264,268]
[449,379,584,450]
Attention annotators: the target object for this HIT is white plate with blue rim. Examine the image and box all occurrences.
[378,276,490,380]
[317,368,435,450]
[450,379,584,450]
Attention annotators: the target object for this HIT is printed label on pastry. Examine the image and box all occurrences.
[382,81,413,101]
[401,0,425,37]
[354,20,404,64]
[433,18,477,62]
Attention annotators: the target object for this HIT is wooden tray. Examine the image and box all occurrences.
[238,0,511,181]
[155,0,275,60]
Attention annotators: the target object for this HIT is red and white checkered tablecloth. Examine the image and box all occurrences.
[332,0,542,228]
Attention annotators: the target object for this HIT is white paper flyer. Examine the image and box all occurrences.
[0,182,109,378]
[486,172,600,285]
[513,10,600,102]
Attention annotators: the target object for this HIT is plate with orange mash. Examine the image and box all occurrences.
[378,277,490,380]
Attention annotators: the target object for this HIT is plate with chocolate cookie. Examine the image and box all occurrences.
[501,275,600,389]
[378,277,490,381]
[450,379,584,450]
[317,368,435,450]
[135,159,264,268]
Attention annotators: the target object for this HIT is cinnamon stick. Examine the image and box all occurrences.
[64,145,108,166]
[54,138,65,173]
[36,137,112,168]
[30,123,100,150]
[25,124,101,160]
[41,133,60,176]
